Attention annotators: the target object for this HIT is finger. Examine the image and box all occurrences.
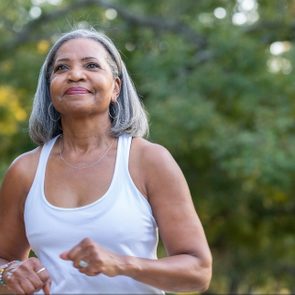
[4,259,44,294]
[19,278,37,295]
[5,268,36,294]
[60,238,93,261]
[73,256,89,269]
[43,280,51,295]
[62,244,84,261]
[59,251,69,260]
[28,272,45,291]
[72,248,93,270]
[7,284,24,295]
[76,259,89,271]
[35,267,50,284]
[76,261,96,276]
[14,270,44,293]
[4,274,23,294]
[10,262,48,293]
[33,266,51,295]
[74,247,96,269]
[36,267,46,274]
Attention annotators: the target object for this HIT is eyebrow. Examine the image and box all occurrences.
[55,56,99,63]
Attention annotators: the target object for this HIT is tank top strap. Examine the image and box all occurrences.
[34,136,60,186]
[30,134,131,205]
[115,133,132,177]
[37,134,131,179]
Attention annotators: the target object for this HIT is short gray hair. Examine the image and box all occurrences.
[29,28,149,145]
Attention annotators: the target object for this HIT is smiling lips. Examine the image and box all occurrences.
[64,87,91,95]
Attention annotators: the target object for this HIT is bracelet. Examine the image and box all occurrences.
[0,260,20,286]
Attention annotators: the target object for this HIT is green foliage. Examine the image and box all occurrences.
[0,0,294,293]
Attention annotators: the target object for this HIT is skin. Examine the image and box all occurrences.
[0,38,212,294]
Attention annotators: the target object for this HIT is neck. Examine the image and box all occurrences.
[58,134,115,170]
[60,116,113,153]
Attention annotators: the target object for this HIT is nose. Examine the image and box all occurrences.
[67,67,86,82]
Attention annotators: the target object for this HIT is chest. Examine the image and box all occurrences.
[25,171,158,257]
[44,155,116,208]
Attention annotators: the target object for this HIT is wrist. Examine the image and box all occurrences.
[0,261,21,286]
[117,255,140,278]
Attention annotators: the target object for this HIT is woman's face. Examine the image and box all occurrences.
[50,38,121,118]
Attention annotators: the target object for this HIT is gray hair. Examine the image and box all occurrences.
[29,28,149,145]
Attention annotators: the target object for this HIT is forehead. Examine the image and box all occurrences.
[54,38,109,61]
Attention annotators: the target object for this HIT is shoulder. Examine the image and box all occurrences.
[10,147,41,175]
[131,137,177,171]
[3,147,42,194]
[130,137,185,196]
[0,146,42,228]
[131,137,173,163]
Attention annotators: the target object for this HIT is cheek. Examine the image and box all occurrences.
[49,78,61,99]
[49,84,54,97]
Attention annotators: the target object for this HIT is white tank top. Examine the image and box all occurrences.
[24,134,164,294]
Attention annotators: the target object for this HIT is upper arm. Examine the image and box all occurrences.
[0,149,40,260]
[140,142,211,265]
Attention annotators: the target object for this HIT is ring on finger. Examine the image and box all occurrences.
[78,260,89,268]
[36,267,46,274]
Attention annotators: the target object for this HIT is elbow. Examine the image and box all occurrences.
[193,253,213,293]
[198,269,212,293]
[163,253,212,293]
[175,255,212,293]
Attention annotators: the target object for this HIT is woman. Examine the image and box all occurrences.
[0,28,212,294]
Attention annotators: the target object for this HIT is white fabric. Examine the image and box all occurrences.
[24,134,164,294]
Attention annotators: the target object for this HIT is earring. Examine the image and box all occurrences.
[48,102,60,122]
[109,100,119,120]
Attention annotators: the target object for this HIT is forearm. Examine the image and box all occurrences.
[118,254,212,293]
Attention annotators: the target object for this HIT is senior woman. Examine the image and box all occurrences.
[0,28,212,294]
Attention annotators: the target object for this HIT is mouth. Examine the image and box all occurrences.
[64,87,91,95]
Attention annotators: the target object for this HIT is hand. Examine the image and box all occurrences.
[60,238,123,277]
[4,257,51,295]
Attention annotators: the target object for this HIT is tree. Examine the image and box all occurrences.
[0,0,294,293]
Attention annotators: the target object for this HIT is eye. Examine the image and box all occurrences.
[86,62,100,69]
[53,64,68,72]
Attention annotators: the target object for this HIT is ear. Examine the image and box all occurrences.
[112,77,121,103]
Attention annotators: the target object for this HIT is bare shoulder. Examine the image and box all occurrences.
[2,146,41,195]
[130,137,186,198]
[131,137,177,169]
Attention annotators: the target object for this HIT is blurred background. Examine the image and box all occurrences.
[0,0,294,294]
